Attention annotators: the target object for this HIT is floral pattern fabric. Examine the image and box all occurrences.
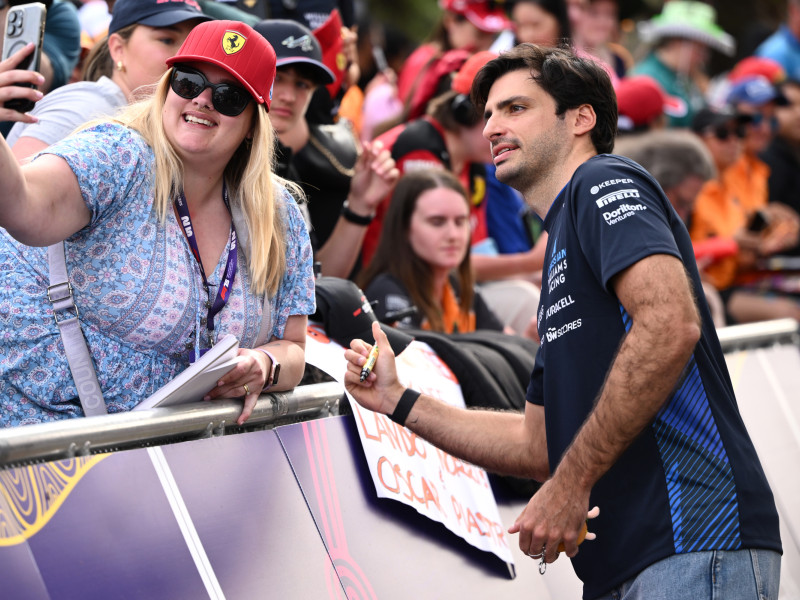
[0,123,315,427]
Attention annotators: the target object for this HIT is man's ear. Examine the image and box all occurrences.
[571,104,597,137]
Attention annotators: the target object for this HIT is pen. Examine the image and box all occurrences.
[360,345,379,382]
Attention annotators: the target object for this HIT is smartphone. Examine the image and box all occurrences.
[2,2,47,113]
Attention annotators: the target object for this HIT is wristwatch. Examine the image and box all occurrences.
[257,348,281,389]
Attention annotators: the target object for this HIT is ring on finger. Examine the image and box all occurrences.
[243,383,250,395]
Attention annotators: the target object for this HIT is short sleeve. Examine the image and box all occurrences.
[39,123,155,228]
[526,344,545,406]
[570,157,681,292]
[269,191,316,339]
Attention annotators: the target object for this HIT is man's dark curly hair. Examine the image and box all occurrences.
[471,44,618,154]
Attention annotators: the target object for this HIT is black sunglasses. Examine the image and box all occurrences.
[169,66,252,117]
[712,123,746,141]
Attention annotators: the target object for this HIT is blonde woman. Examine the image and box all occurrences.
[0,21,315,427]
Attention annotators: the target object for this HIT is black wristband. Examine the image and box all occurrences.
[341,200,374,225]
[389,389,421,426]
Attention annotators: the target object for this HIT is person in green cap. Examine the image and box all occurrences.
[631,1,735,128]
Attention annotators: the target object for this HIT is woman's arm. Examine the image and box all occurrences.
[1,137,89,245]
[204,314,308,424]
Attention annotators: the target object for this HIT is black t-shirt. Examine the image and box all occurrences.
[527,154,781,599]
[365,273,503,332]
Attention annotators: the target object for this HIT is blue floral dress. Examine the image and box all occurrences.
[0,123,315,426]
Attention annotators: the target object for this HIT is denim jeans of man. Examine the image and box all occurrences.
[594,549,781,600]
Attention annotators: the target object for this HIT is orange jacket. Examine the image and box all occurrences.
[689,154,770,289]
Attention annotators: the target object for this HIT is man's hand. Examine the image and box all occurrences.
[510,474,599,563]
[344,321,405,417]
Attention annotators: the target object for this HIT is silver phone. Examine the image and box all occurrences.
[2,2,47,113]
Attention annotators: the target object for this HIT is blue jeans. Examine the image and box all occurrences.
[594,549,781,600]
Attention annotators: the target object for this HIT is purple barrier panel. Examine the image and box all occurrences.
[159,430,337,599]
[6,453,208,599]
[0,541,49,599]
[277,416,521,600]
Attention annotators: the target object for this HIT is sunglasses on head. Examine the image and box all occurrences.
[169,66,252,117]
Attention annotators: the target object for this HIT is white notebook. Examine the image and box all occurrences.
[134,334,240,410]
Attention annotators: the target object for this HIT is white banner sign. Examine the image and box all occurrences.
[305,323,514,565]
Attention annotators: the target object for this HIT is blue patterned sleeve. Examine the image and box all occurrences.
[37,123,155,228]
[269,189,316,339]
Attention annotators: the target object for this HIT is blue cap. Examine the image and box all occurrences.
[109,0,210,35]
[727,76,785,106]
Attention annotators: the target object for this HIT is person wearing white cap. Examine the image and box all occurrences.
[632,0,735,128]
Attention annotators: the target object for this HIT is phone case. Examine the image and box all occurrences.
[2,2,47,113]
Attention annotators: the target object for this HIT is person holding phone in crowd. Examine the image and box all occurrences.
[0,20,315,427]
[345,44,781,600]
[8,0,209,160]
[0,41,45,123]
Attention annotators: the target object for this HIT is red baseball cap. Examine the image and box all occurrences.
[440,0,511,33]
[729,56,786,85]
[451,50,498,95]
[616,76,687,130]
[166,20,277,110]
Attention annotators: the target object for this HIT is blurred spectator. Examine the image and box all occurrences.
[77,0,111,43]
[761,78,800,254]
[1,0,82,136]
[576,0,632,80]
[359,169,504,334]
[396,0,508,109]
[727,76,788,211]
[255,19,399,279]
[364,52,543,337]
[614,128,726,325]
[729,56,787,86]
[632,1,735,128]
[7,0,209,160]
[615,74,686,135]
[491,0,572,52]
[691,107,800,322]
[755,0,800,81]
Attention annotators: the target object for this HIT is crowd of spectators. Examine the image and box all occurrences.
[1,0,800,423]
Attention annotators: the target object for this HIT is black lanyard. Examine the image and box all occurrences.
[174,185,238,357]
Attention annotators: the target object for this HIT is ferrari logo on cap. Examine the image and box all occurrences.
[222,31,246,55]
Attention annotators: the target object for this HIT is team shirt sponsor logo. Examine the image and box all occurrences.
[545,318,582,342]
[595,188,640,208]
[603,203,647,225]
[590,178,633,195]
[545,294,575,319]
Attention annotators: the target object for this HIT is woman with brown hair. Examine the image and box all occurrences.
[358,169,503,333]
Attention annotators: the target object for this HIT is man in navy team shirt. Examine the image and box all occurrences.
[343,43,782,599]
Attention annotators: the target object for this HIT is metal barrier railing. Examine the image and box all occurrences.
[0,381,344,469]
[716,318,799,352]
[1,319,797,469]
